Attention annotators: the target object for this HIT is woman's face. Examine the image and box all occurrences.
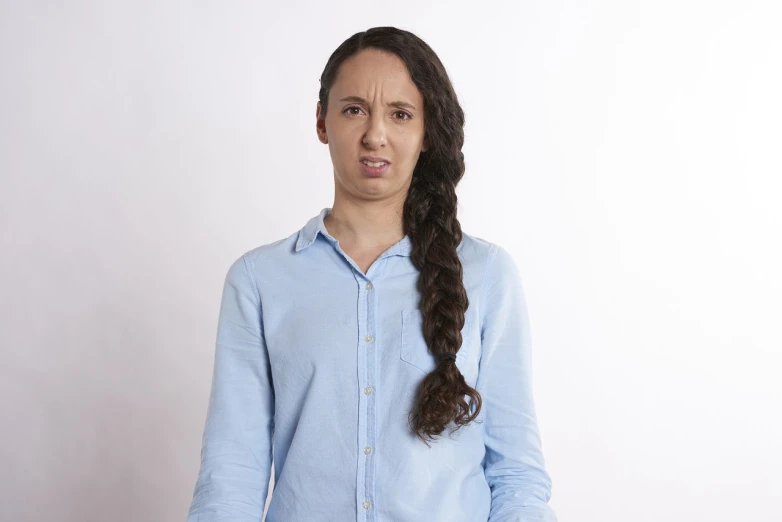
[316,48,428,203]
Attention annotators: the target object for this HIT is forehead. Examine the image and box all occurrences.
[331,49,423,105]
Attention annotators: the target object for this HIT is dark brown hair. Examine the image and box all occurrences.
[317,26,481,445]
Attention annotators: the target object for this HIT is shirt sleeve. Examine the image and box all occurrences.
[478,244,558,522]
[187,253,275,522]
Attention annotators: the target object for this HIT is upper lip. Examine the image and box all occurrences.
[360,155,391,164]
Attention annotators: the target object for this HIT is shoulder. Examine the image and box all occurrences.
[459,231,524,292]
[239,230,300,267]
[458,231,515,274]
[220,230,300,287]
[458,230,496,265]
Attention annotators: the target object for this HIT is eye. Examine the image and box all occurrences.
[343,106,364,116]
[394,111,412,121]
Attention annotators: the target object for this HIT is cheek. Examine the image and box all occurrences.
[327,133,353,158]
[398,134,424,159]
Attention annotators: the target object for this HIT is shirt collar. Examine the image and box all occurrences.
[295,207,413,257]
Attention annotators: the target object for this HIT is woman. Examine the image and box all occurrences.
[187,26,557,522]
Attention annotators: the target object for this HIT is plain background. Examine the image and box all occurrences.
[1,1,780,521]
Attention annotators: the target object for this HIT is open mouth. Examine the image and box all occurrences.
[359,159,390,176]
[361,159,388,167]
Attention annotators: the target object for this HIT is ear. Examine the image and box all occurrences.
[316,101,328,144]
[421,133,429,152]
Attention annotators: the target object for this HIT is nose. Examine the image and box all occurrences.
[362,112,387,148]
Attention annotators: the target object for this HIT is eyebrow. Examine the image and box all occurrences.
[339,96,417,111]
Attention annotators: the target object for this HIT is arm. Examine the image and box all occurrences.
[187,253,275,522]
[478,244,557,522]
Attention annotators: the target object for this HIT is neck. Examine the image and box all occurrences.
[323,198,406,251]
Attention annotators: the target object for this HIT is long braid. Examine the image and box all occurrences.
[318,26,483,445]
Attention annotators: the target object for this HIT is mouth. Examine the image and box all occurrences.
[359,158,390,177]
[358,156,391,168]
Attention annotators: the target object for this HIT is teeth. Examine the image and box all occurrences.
[362,160,387,167]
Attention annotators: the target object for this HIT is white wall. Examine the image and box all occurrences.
[1,1,779,521]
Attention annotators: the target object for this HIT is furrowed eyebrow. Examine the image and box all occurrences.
[339,96,417,111]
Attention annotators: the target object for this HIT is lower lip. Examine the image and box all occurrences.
[359,160,390,177]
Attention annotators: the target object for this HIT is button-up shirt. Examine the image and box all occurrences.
[186,207,557,522]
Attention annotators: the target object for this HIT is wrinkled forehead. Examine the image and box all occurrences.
[330,49,423,107]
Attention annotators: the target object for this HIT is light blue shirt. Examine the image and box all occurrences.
[187,207,557,522]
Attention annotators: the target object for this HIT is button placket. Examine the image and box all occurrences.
[359,277,377,519]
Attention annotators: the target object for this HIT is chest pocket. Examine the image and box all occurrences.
[399,309,471,375]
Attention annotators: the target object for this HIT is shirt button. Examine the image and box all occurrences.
[364,446,372,455]
[364,386,373,395]
[363,500,371,509]
[365,282,373,290]
[365,334,373,342]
